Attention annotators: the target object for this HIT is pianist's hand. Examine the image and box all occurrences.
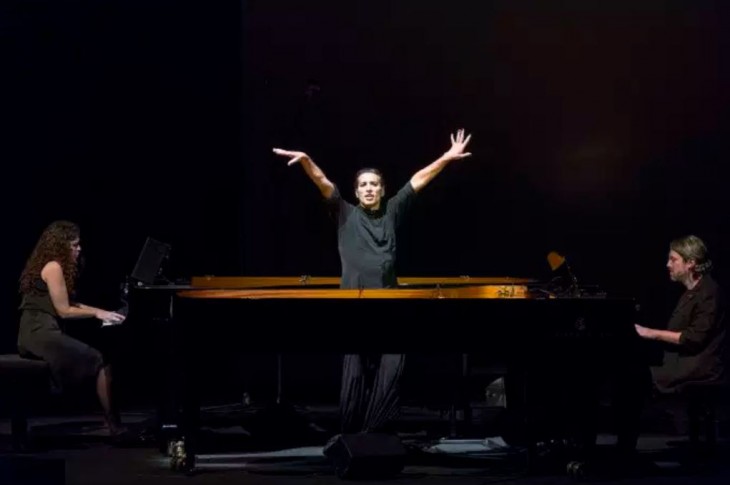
[634,324,654,340]
[272,148,312,167]
[96,310,126,325]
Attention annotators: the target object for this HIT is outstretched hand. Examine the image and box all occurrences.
[442,129,472,161]
[273,148,311,166]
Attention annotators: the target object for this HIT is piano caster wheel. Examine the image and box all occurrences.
[169,439,195,474]
[567,460,586,479]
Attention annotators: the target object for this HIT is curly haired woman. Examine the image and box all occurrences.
[18,220,127,437]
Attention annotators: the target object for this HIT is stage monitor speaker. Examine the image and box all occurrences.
[323,433,406,480]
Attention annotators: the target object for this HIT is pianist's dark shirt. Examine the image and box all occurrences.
[652,274,728,393]
[326,182,416,289]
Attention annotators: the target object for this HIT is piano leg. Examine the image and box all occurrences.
[167,305,200,475]
[173,368,199,475]
[155,317,183,454]
[448,353,472,438]
[562,351,654,478]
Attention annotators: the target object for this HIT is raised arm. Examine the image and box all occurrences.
[42,261,125,322]
[273,148,335,199]
[410,129,472,193]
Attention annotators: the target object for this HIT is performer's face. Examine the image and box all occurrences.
[355,172,384,210]
[667,250,693,282]
[70,238,82,262]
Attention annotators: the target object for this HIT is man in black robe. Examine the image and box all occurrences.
[635,235,727,394]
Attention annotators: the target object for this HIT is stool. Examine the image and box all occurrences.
[0,354,51,451]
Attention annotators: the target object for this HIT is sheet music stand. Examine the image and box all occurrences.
[131,237,171,285]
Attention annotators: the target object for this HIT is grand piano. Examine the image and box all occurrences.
[126,272,647,474]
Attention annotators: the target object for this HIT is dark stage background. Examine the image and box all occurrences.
[2,0,729,408]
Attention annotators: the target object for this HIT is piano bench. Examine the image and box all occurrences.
[684,382,726,448]
[0,354,51,451]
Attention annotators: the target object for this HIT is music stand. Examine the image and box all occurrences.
[131,237,171,285]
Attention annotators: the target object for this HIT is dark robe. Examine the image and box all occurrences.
[652,274,727,393]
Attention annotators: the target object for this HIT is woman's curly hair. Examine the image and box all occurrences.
[19,220,80,295]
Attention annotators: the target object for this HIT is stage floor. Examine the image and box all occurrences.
[1,400,729,485]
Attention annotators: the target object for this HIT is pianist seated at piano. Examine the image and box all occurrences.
[17,220,128,438]
[635,235,727,394]
[273,128,474,434]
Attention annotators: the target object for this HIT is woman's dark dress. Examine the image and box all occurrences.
[17,279,104,393]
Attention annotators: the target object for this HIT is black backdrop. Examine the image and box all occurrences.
[2,0,729,404]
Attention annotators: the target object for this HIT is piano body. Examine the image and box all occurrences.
[126,275,646,472]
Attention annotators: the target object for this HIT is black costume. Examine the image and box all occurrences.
[652,274,727,393]
[17,278,104,394]
[326,181,416,433]
[606,274,727,457]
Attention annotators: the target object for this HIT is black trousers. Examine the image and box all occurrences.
[339,354,405,433]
